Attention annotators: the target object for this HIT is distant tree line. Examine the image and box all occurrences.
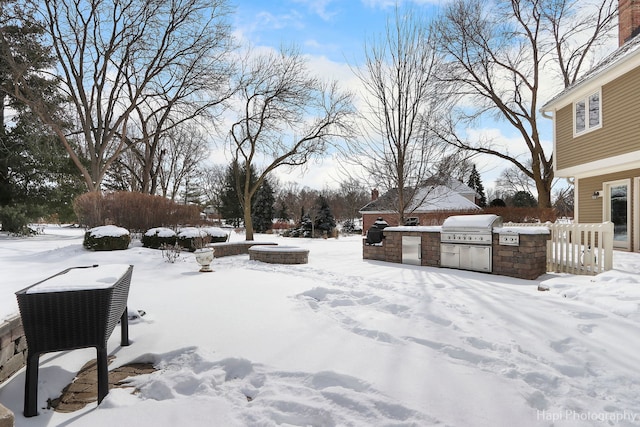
[210,160,370,234]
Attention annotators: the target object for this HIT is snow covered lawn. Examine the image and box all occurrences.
[1,225,639,426]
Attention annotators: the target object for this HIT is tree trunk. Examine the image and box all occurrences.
[243,196,254,241]
[535,179,553,209]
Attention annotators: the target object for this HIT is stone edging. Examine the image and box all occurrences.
[0,314,24,427]
[0,315,26,386]
[210,241,277,257]
[0,403,14,427]
[249,246,309,264]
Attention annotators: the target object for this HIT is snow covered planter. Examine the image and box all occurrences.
[177,227,229,252]
[141,227,177,249]
[83,225,131,251]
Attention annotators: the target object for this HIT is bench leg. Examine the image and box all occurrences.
[120,306,129,346]
[96,346,109,404]
[23,352,40,417]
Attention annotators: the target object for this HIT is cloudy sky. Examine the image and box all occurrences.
[223,0,554,194]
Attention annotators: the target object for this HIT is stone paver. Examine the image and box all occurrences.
[49,356,156,413]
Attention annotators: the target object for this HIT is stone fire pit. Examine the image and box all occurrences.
[249,245,309,264]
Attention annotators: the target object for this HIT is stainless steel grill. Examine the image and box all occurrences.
[440,214,502,273]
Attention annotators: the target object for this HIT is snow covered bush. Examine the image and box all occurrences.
[83,225,131,251]
[177,227,229,252]
[142,227,177,249]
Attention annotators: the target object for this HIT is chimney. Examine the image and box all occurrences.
[619,0,640,45]
[371,188,379,201]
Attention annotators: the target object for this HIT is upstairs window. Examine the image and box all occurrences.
[574,90,602,136]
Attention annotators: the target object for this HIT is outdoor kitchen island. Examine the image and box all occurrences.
[363,214,550,280]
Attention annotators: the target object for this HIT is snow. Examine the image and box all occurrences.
[144,228,176,238]
[87,225,130,238]
[495,226,550,235]
[177,227,229,239]
[24,264,131,294]
[1,225,640,426]
[407,185,480,212]
[384,225,550,235]
[441,213,500,229]
[249,245,308,253]
[384,226,442,233]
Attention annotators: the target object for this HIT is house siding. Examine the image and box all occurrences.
[555,65,640,171]
[577,168,640,251]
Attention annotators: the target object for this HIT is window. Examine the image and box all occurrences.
[574,90,601,136]
[404,217,419,226]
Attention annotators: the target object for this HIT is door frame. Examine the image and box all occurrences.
[634,177,639,252]
[603,178,631,250]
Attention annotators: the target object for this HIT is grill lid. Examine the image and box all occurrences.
[441,214,502,232]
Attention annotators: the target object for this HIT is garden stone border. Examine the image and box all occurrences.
[248,245,309,264]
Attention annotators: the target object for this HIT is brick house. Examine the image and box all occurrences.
[359,182,480,232]
[541,0,640,252]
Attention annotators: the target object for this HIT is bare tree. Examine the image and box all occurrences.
[553,183,574,219]
[198,164,227,217]
[1,0,234,192]
[157,125,210,202]
[229,46,355,240]
[495,164,538,197]
[432,0,616,208]
[123,36,235,196]
[347,5,458,225]
[332,178,370,222]
[275,181,311,224]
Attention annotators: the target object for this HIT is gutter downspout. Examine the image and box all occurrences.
[540,109,553,120]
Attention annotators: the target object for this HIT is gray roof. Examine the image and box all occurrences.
[359,185,479,214]
[542,34,640,110]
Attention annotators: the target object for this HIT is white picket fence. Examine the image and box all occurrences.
[504,221,614,275]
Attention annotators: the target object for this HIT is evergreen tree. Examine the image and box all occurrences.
[182,178,204,206]
[219,161,259,227]
[219,161,243,227]
[0,1,83,228]
[489,198,506,207]
[251,178,275,233]
[276,201,290,221]
[314,195,336,236]
[467,164,487,208]
[511,191,537,208]
[298,213,312,237]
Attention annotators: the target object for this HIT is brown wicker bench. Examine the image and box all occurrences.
[15,264,133,417]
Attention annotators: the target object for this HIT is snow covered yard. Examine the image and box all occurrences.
[0,225,639,426]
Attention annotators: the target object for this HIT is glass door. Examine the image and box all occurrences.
[635,177,639,253]
[605,180,630,250]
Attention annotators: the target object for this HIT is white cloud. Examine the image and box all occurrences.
[360,0,449,9]
[291,0,339,21]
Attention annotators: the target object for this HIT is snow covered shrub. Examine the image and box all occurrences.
[176,227,229,252]
[142,227,177,249]
[341,219,361,234]
[83,225,131,251]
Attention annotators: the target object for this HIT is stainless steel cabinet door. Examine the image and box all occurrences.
[402,236,421,265]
